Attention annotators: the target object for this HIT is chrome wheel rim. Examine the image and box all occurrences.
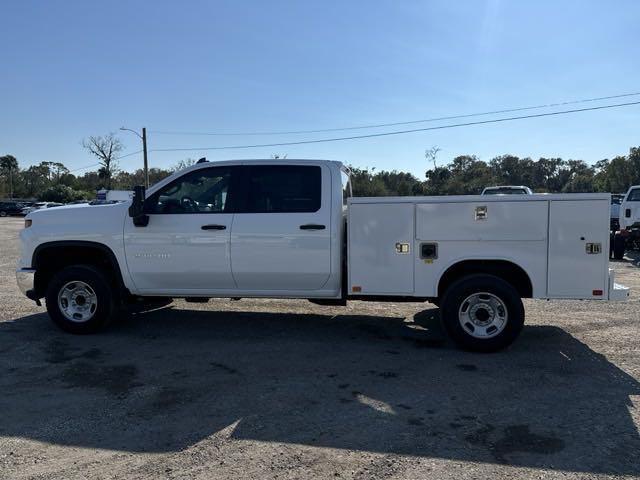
[458,292,508,339]
[57,281,98,323]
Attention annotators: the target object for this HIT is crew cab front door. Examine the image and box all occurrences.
[124,165,239,294]
[230,164,332,291]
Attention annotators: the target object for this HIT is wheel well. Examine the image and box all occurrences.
[437,260,533,299]
[32,242,127,297]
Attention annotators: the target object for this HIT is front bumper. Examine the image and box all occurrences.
[16,268,38,300]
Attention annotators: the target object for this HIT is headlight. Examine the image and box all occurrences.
[24,219,32,228]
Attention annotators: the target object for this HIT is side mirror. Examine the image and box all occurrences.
[129,185,149,227]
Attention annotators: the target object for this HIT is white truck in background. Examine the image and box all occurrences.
[481,185,533,195]
[96,189,133,202]
[613,185,640,259]
[16,159,629,352]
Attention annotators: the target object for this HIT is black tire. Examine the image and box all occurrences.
[613,233,625,260]
[45,265,117,334]
[440,274,524,352]
[0,211,7,217]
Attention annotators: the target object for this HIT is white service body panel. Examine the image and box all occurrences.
[547,199,610,298]
[348,203,415,295]
[348,194,612,300]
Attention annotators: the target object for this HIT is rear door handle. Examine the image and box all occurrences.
[201,224,227,230]
[300,224,326,230]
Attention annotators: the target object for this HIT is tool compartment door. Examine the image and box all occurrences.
[348,202,414,295]
[547,199,610,298]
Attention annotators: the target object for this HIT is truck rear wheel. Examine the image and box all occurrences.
[45,265,116,334]
[613,233,625,260]
[440,274,524,352]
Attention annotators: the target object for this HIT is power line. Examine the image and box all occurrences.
[149,91,640,137]
[116,149,144,160]
[68,163,100,173]
[68,150,143,173]
[149,100,640,153]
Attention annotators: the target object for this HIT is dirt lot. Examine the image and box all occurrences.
[1,217,639,479]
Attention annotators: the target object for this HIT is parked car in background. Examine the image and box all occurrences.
[21,202,64,215]
[481,185,533,195]
[0,201,27,217]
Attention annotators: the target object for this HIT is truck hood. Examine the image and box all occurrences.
[26,201,130,225]
[29,202,131,219]
[18,201,132,271]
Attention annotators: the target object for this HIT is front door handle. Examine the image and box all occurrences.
[201,224,227,230]
[300,224,326,230]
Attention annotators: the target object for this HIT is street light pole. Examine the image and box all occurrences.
[120,127,149,188]
[142,127,149,189]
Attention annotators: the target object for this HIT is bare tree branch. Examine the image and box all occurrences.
[82,133,123,189]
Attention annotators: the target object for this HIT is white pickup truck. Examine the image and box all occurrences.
[16,159,629,351]
[613,185,640,259]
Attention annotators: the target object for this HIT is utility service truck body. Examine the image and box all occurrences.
[16,159,629,351]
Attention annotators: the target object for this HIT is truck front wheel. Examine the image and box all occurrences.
[440,274,524,352]
[45,265,116,334]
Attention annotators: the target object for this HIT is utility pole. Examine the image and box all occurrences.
[9,167,13,199]
[142,127,149,189]
[120,126,149,188]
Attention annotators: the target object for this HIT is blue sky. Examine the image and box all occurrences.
[1,0,639,178]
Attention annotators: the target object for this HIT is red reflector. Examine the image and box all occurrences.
[592,289,603,296]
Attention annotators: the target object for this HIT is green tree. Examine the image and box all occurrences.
[40,184,91,203]
[348,167,389,196]
[21,164,51,197]
[0,155,19,198]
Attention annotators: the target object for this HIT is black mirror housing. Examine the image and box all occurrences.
[129,185,149,227]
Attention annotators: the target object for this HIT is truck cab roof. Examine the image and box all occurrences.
[149,159,346,195]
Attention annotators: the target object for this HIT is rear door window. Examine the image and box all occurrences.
[242,165,321,213]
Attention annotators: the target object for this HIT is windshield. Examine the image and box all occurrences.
[627,189,640,201]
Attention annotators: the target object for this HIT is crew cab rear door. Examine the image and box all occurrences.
[230,164,332,291]
[124,165,240,293]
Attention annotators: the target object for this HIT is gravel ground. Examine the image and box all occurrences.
[1,216,639,480]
